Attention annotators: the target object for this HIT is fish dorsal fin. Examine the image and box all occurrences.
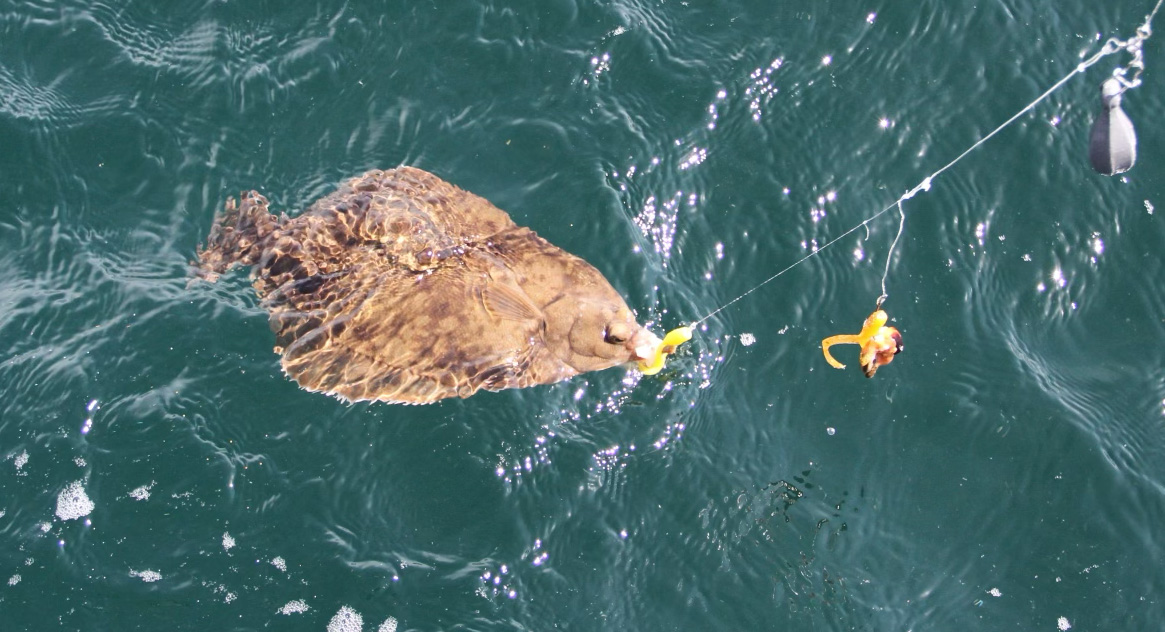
[482,282,543,322]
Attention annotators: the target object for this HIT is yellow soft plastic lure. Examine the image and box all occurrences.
[822,309,903,378]
[638,326,693,375]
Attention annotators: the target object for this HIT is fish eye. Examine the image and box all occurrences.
[604,322,630,344]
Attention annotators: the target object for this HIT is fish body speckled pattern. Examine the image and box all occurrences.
[196,167,660,404]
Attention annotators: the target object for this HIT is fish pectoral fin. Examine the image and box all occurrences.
[822,334,862,370]
[481,282,543,322]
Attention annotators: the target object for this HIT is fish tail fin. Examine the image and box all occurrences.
[195,191,280,282]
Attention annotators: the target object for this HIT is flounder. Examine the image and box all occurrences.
[196,167,662,404]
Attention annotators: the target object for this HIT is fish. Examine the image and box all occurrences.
[195,167,662,404]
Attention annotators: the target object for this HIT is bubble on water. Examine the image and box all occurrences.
[12,451,29,472]
[7,574,20,586]
[39,521,52,532]
[328,606,364,632]
[378,617,399,632]
[130,569,162,583]
[277,600,309,615]
[826,427,836,436]
[129,482,155,501]
[271,556,287,572]
[987,587,1002,597]
[73,457,86,467]
[739,333,756,346]
[55,481,95,521]
[222,532,235,551]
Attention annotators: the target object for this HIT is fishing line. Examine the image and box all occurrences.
[877,201,906,309]
[691,0,1161,328]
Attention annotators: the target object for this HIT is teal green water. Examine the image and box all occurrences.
[3,1,1165,630]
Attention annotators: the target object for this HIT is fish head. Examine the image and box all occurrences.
[544,294,661,374]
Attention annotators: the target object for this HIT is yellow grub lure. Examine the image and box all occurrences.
[638,326,693,375]
[822,309,903,378]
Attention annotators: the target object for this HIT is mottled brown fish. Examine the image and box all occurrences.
[196,167,662,404]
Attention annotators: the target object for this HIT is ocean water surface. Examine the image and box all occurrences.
[2,0,1164,630]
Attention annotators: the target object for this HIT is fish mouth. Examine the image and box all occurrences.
[628,327,663,362]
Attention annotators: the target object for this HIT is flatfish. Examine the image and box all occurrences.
[196,167,661,404]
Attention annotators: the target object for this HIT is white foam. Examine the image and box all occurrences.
[277,600,309,615]
[378,616,398,632]
[13,451,29,471]
[7,574,20,586]
[328,606,363,632]
[1057,617,1071,631]
[270,556,287,572]
[55,481,95,521]
[221,532,235,551]
[129,482,154,501]
[739,333,756,346]
[130,569,162,583]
